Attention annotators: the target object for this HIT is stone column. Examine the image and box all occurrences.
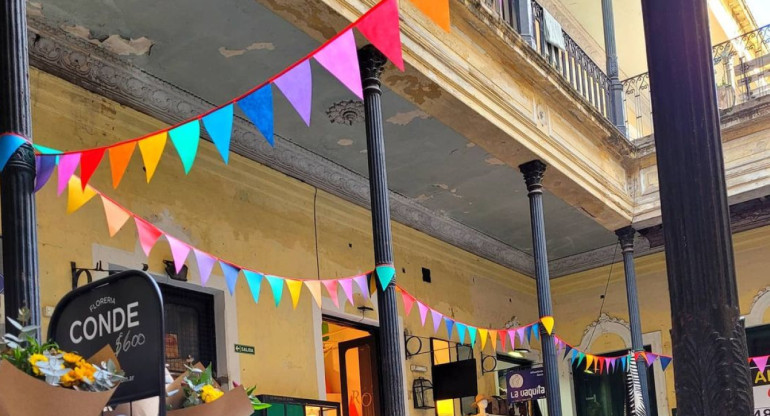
[601,0,627,135]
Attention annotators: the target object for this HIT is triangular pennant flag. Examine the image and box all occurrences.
[166,236,191,273]
[286,279,304,309]
[238,85,274,146]
[67,176,97,213]
[754,356,769,373]
[564,345,573,360]
[339,278,355,305]
[134,217,162,256]
[660,356,672,371]
[202,104,234,164]
[0,134,27,171]
[637,351,647,363]
[455,322,467,344]
[431,310,443,334]
[585,355,594,371]
[417,302,429,326]
[33,144,62,160]
[525,326,533,343]
[570,349,579,365]
[79,148,105,190]
[353,274,370,299]
[532,323,540,341]
[401,291,415,317]
[244,270,264,304]
[35,155,57,192]
[468,327,477,347]
[169,120,201,174]
[356,0,404,71]
[304,280,323,308]
[408,0,451,31]
[58,153,81,195]
[313,29,363,99]
[609,358,617,373]
[489,330,498,352]
[507,330,517,351]
[274,60,312,126]
[375,265,396,290]
[322,280,340,308]
[576,352,586,368]
[541,316,554,336]
[598,357,605,374]
[621,355,628,372]
[478,328,488,351]
[265,275,284,307]
[499,330,508,351]
[220,261,240,296]
[108,141,136,188]
[194,249,217,286]
[517,328,526,345]
[444,317,455,339]
[645,353,658,367]
[138,132,167,183]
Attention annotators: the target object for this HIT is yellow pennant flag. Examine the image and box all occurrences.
[67,176,97,214]
[100,195,131,237]
[586,354,594,370]
[541,316,555,335]
[408,0,450,32]
[478,328,488,351]
[138,132,167,183]
[489,330,498,352]
[304,280,323,308]
[286,279,303,309]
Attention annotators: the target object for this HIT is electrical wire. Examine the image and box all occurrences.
[585,243,619,349]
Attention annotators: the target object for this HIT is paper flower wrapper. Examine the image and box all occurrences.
[167,386,254,416]
[0,345,120,416]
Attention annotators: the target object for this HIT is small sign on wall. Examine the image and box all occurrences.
[506,367,546,404]
[234,344,255,355]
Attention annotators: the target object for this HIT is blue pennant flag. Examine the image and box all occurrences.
[532,323,540,341]
[525,325,533,343]
[570,349,579,365]
[243,270,264,303]
[444,317,455,339]
[564,345,573,360]
[238,86,274,146]
[660,356,672,371]
[219,261,240,295]
[0,134,27,171]
[202,104,234,164]
[621,356,628,372]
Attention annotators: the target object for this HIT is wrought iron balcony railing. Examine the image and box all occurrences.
[624,24,770,140]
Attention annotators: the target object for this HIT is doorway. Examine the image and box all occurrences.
[322,318,380,416]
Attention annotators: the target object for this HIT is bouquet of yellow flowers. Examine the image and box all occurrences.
[167,364,269,415]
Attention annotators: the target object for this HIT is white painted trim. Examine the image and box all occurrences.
[745,286,770,327]
[312,303,327,400]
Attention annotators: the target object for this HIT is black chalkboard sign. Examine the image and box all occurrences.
[48,270,166,415]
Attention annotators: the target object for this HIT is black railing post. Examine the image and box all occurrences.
[641,0,753,413]
[601,0,627,135]
[616,227,652,413]
[519,160,562,416]
[515,0,536,48]
[358,45,406,416]
[1,0,41,339]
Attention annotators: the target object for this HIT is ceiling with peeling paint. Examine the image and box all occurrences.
[32,0,618,261]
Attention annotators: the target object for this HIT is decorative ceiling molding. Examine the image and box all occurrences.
[26,18,536,277]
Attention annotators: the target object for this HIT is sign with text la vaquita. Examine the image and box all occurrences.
[753,364,770,416]
[506,367,546,404]
[48,270,165,413]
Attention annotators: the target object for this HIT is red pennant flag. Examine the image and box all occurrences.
[80,148,106,190]
[498,330,507,351]
[135,217,163,257]
[401,291,415,317]
[356,0,404,71]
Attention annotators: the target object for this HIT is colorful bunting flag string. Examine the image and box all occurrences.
[553,335,673,374]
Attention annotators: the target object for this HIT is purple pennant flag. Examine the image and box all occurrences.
[645,353,658,367]
[313,29,363,99]
[274,60,312,126]
[194,249,217,286]
[35,155,57,192]
[353,274,369,299]
[507,330,516,350]
[339,278,355,304]
[431,310,443,333]
[57,153,81,195]
[517,327,526,344]
[220,261,240,296]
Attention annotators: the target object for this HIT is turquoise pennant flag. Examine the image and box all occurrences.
[576,352,586,368]
[169,120,200,174]
[202,104,234,164]
[265,275,284,307]
[455,322,467,344]
[375,265,395,290]
[219,261,240,295]
[0,134,27,171]
[238,85,274,146]
[33,144,62,164]
[532,323,540,341]
[570,349,579,365]
[444,317,454,340]
[468,326,477,347]
[244,270,264,304]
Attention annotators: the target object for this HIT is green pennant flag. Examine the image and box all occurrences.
[265,275,284,307]
[244,270,264,304]
[169,119,200,174]
[375,265,395,290]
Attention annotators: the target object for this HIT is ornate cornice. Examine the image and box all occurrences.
[26,18,536,276]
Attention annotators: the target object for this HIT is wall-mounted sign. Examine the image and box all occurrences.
[48,270,166,415]
[506,367,546,403]
[753,366,770,415]
[234,344,255,355]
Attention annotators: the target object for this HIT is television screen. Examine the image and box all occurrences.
[432,359,478,400]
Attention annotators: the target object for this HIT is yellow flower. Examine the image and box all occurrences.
[72,362,96,383]
[61,352,83,365]
[60,371,77,387]
[200,385,224,403]
[28,354,48,375]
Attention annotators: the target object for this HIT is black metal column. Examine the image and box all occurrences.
[600,0,627,135]
[358,45,406,416]
[641,0,753,413]
[519,160,561,416]
[1,0,40,338]
[616,227,651,413]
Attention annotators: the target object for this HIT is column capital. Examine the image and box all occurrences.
[358,45,387,85]
[519,160,547,193]
[615,226,636,252]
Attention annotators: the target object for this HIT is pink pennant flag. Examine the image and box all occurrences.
[401,291,415,317]
[431,310,443,334]
[322,280,340,308]
[166,236,191,273]
[274,60,312,126]
[353,274,370,299]
[507,330,517,351]
[517,327,526,345]
[356,0,404,71]
[417,302,429,326]
[313,29,362,99]
[134,218,162,257]
[645,353,658,367]
[339,278,355,305]
[754,355,769,373]
[194,249,217,286]
[57,153,81,195]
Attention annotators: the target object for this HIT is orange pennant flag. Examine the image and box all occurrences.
[109,141,137,188]
[67,176,97,214]
[409,0,450,32]
[286,279,303,310]
[100,195,131,237]
[138,132,167,183]
[304,280,323,308]
[489,330,497,352]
